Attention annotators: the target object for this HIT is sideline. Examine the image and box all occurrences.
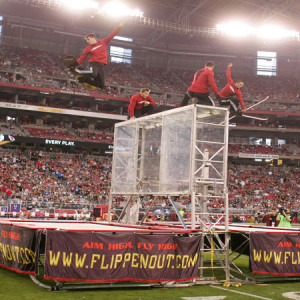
[210,285,273,300]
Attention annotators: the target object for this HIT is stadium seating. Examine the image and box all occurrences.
[1,45,300,112]
[0,149,299,214]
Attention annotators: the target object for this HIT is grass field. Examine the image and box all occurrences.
[1,253,300,300]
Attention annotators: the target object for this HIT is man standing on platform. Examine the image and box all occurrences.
[128,88,157,119]
[218,63,245,116]
[181,61,220,107]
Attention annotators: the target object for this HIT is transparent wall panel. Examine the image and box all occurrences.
[160,109,193,193]
[139,124,162,193]
[111,124,137,193]
[194,110,226,184]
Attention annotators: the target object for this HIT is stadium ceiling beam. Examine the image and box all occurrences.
[240,0,300,24]
[147,0,209,45]
[261,0,298,23]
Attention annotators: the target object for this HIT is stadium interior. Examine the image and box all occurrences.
[0,0,299,222]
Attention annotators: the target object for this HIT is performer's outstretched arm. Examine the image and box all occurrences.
[103,21,125,44]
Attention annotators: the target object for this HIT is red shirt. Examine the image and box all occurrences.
[77,26,121,65]
[188,67,219,95]
[220,66,245,109]
[128,94,157,118]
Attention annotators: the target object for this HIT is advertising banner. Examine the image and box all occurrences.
[44,232,201,283]
[250,233,300,275]
[0,224,41,274]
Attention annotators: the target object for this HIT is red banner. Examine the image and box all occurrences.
[0,224,41,274]
[44,232,201,283]
[250,233,300,275]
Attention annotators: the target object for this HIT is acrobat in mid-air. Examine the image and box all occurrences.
[61,22,125,90]
[218,63,269,121]
[217,63,245,116]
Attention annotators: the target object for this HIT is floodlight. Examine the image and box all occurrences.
[217,21,300,40]
[257,25,299,40]
[216,21,254,38]
[257,25,282,40]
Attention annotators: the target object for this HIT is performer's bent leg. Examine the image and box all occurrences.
[78,76,96,86]
[196,93,215,106]
[140,105,155,116]
[219,97,240,114]
[219,98,230,107]
[134,109,142,118]
[93,65,105,88]
[181,92,191,106]
[227,97,240,114]
[82,62,105,88]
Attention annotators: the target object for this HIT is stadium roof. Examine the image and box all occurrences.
[1,0,300,44]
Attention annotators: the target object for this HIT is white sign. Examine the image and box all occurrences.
[238,153,279,159]
[45,139,75,146]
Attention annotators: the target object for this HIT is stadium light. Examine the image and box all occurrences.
[100,1,143,18]
[216,21,255,38]
[257,25,299,40]
[216,22,299,40]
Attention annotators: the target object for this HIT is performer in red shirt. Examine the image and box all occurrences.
[181,61,220,106]
[218,63,245,115]
[128,88,157,119]
[74,22,125,88]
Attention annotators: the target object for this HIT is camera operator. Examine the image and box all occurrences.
[265,209,277,227]
[276,208,292,228]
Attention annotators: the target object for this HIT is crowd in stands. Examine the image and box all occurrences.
[0,149,111,208]
[225,165,300,212]
[0,149,299,215]
[228,144,298,156]
[74,129,114,143]
[1,45,300,112]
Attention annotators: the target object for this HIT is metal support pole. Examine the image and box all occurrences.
[140,196,157,224]
[191,191,196,229]
[168,196,187,229]
[117,196,133,222]
[107,193,112,224]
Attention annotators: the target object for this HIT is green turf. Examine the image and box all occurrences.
[1,253,300,300]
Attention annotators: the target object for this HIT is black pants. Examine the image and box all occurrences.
[82,62,105,88]
[181,91,215,107]
[128,105,155,119]
[219,96,240,114]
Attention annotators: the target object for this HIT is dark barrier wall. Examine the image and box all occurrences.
[1,134,113,153]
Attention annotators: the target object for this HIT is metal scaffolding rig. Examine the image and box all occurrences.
[109,105,233,283]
